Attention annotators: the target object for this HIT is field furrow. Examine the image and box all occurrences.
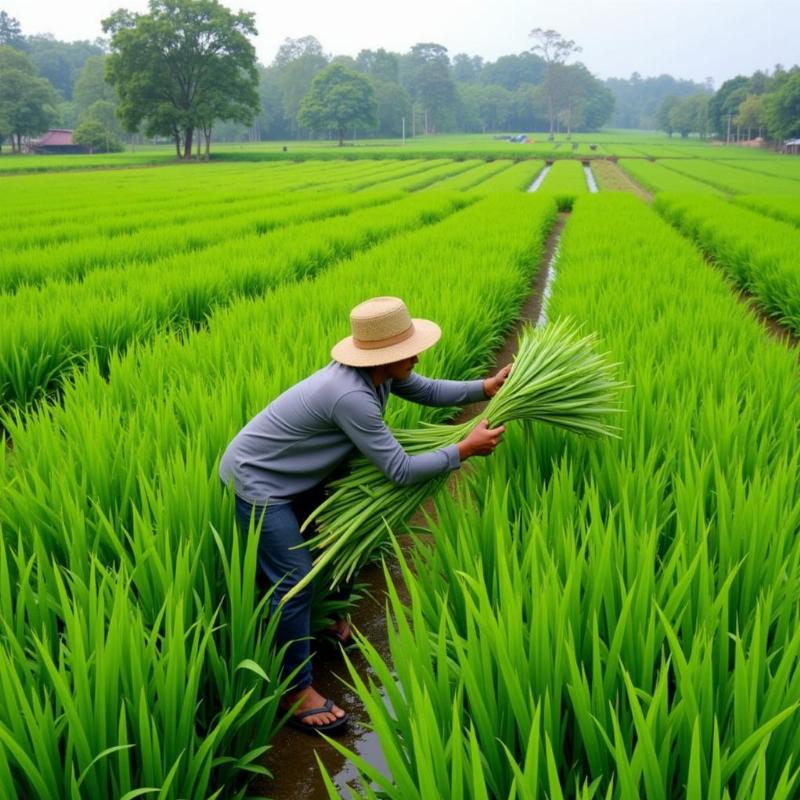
[330,193,800,799]
[0,192,558,799]
[655,192,800,334]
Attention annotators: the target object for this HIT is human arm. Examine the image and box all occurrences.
[332,390,461,486]
[390,371,486,406]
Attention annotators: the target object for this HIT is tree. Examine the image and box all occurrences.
[657,94,679,136]
[528,28,581,136]
[74,118,123,152]
[763,69,800,142]
[403,42,456,134]
[734,94,765,140]
[370,77,411,137]
[271,36,328,137]
[355,48,400,83]
[103,0,259,159]
[298,63,376,145]
[481,52,546,91]
[452,53,483,83]
[0,10,22,48]
[0,45,59,151]
[74,56,117,113]
[24,35,104,100]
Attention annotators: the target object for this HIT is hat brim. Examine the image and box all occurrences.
[331,318,442,367]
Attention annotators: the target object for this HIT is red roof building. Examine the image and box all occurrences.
[30,129,88,154]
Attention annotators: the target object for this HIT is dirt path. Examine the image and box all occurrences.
[590,159,653,202]
[254,212,570,800]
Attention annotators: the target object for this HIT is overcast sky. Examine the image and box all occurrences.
[5,0,797,87]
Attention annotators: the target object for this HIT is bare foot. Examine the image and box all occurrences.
[281,685,346,728]
[326,616,352,643]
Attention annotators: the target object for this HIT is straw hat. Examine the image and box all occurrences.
[331,297,441,367]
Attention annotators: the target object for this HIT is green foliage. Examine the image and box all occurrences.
[298,64,377,144]
[103,0,259,159]
[73,55,117,113]
[326,193,800,799]
[23,35,103,100]
[656,192,800,334]
[763,69,800,141]
[0,45,59,150]
[0,10,22,48]
[73,118,123,153]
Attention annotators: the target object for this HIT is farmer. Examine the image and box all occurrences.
[219,296,509,734]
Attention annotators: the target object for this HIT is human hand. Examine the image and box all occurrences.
[458,419,506,460]
[483,364,512,398]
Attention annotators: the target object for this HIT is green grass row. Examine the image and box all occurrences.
[1,159,446,237]
[734,195,800,229]
[0,192,470,412]
[657,159,800,195]
[618,159,724,195]
[329,193,800,799]
[0,192,558,798]
[655,193,800,334]
[536,160,590,209]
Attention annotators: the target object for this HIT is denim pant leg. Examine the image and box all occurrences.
[234,495,314,691]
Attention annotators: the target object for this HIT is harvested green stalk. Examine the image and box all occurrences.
[283,318,625,603]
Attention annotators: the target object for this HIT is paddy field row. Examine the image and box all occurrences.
[1,150,799,798]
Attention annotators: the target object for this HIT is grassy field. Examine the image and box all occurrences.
[1,141,800,798]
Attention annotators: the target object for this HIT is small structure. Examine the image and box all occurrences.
[784,139,800,155]
[29,130,88,155]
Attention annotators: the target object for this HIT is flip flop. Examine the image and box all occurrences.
[285,698,349,735]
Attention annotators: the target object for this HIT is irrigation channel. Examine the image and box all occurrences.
[584,162,599,193]
[256,212,570,799]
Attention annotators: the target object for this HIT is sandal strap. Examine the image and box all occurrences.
[296,698,334,719]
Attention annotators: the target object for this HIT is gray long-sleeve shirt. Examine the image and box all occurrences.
[219,361,486,504]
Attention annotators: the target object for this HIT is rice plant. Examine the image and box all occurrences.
[325,194,800,799]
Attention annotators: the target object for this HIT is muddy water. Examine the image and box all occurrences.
[253,214,569,800]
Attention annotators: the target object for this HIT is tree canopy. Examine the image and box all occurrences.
[102,0,259,159]
[298,63,377,145]
[0,45,59,151]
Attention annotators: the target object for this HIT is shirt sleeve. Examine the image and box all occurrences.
[331,390,461,486]
[390,372,486,406]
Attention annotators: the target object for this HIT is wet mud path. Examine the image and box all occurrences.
[254,212,569,799]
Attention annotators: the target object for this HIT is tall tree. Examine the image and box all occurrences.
[404,42,456,134]
[734,94,766,140]
[271,36,328,137]
[763,69,800,142]
[528,28,581,136]
[24,35,104,100]
[370,77,411,137]
[452,53,483,83]
[103,0,259,159]
[0,45,59,151]
[73,56,117,113]
[298,63,376,145]
[0,10,22,48]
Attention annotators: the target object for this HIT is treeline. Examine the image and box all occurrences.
[651,67,800,142]
[2,2,798,150]
[240,33,614,141]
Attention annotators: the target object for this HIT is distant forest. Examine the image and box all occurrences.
[1,7,797,149]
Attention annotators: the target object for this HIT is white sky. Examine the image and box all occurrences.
[6,0,797,87]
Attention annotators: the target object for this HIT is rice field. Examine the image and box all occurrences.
[2,139,800,799]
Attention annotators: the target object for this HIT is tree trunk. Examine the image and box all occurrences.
[183,128,194,159]
[174,132,181,158]
[204,127,211,160]
[338,128,344,146]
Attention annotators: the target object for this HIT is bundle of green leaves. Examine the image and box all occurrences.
[284,317,625,602]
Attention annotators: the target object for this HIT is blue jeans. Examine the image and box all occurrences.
[233,486,349,690]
